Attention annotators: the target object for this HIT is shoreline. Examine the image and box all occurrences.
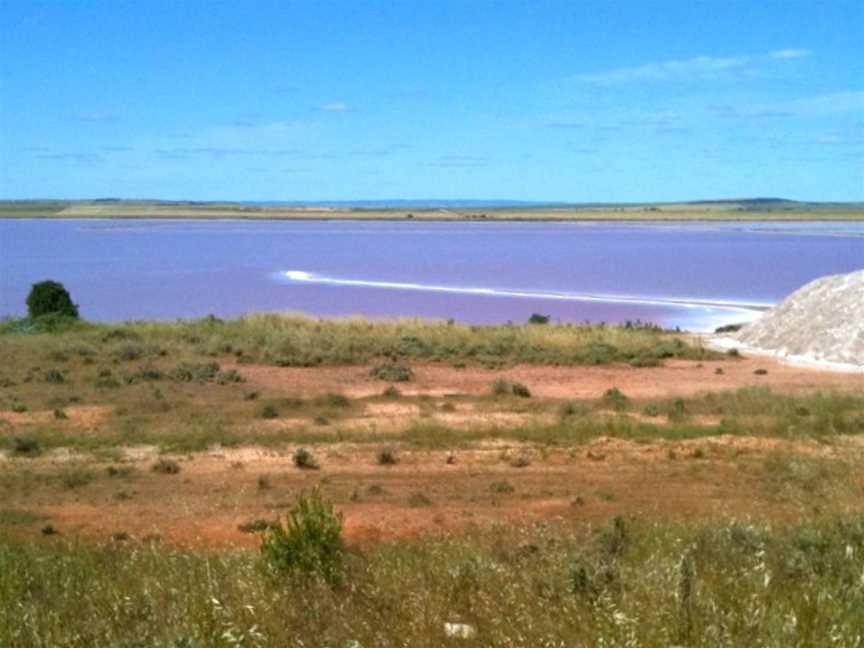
[704,333,864,374]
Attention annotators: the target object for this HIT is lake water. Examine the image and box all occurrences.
[1,219,862,331]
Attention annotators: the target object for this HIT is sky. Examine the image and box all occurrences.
[1,0,862,202]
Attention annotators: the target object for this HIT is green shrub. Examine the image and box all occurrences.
[12,437,40,456]
[491,378,531,398]
[382,385,401,398]
[316,393,351,408]
[642,403,660,417]
[260,490,345,584]
[560,401,589,418]
[490,480,515,494]
[43,369,65,384]
[602,387,629,411]
[53,408,68,420]
[26,280,79,319]
[370,362,415,382]
[376,447,398,465]
[408,492,433,507]
[151,458,181,474]
[293,447,320,470]
[511,382,531,398]
[238,518,274,533]
[59,467,94,490]
[258,404,279,419]
[528,313,550,325]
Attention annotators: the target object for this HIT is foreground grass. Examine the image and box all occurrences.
[2,516,863,646]
[0,313,716,368]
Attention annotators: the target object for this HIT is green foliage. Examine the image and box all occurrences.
[151,458,180,475]
[490,480,515,494]
[376,446,398,465]
[601,387,629,411]
[528,313,550,325]
[3,516,864,644]
[257,404,279,419]
[26,280,79,319]
[490,378,531,398]
[12,437,40,456]
[260,490,345,584]
[293,447,319,470]
[370,362,415,382]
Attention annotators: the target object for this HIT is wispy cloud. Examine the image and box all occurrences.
[770,48,811,60]
[572,49,813,84]
[424,154,488,168]
[72,111,119,123]
[574,55,751,84]
[152,146,313,160]
[319,101,349,112]
[714,91,864,120]
[34,152,103,163]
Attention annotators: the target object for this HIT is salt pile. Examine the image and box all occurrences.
[723,269,864,370]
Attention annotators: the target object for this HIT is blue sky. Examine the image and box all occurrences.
[1,0,862,202]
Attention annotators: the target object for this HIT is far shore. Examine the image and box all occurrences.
[2,199,864,222]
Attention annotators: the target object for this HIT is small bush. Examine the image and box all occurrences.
[491,378,531,398]
[60,467,94,490]
[715,367,725,375]
[490,480,515,494]
[12,437,40,456]
[293,447,320,470]
[10,402,27,413]
[601,387,629,411]
[510,455,531,468]
[151,458,180,475]
[43,369,65,384]
[726,348,741,358]
[257,474,273,490]
[215,369,244,384]
[313,415,330,426]
[754,368,768,376]
[317,393,351,408]
[558,401,588,418]
[668,398,688,421]
[370,362,415,382]
[258,404,279,419]
[238,518,274,533]
[511,382,531,398]
[244,390,259,401]
[528,313,550,325]
[260,490,345,584]
[376,447,398,465]
[53,408,68,420]
[382,385,401,398]
[715,324,743,333]
[629,354,662,368]
[106,465,136,478]
[26,280,79,319]
[114,343,145,362]
[642,403,660,417]
[408,492,433,507]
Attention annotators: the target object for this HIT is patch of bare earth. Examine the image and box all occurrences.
[231,356,863,400]
[4,434,860,549]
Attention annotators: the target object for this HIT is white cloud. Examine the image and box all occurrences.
[574,55,751,83]
[770,48,811,60]
[319,102,349,112]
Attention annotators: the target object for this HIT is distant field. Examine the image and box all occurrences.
[2,199,863,221]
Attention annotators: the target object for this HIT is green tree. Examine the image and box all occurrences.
[26,280,79,319]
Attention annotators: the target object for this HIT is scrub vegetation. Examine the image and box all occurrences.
[2,311,863,644]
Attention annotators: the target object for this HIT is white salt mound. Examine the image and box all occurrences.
[733,269,864,368]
